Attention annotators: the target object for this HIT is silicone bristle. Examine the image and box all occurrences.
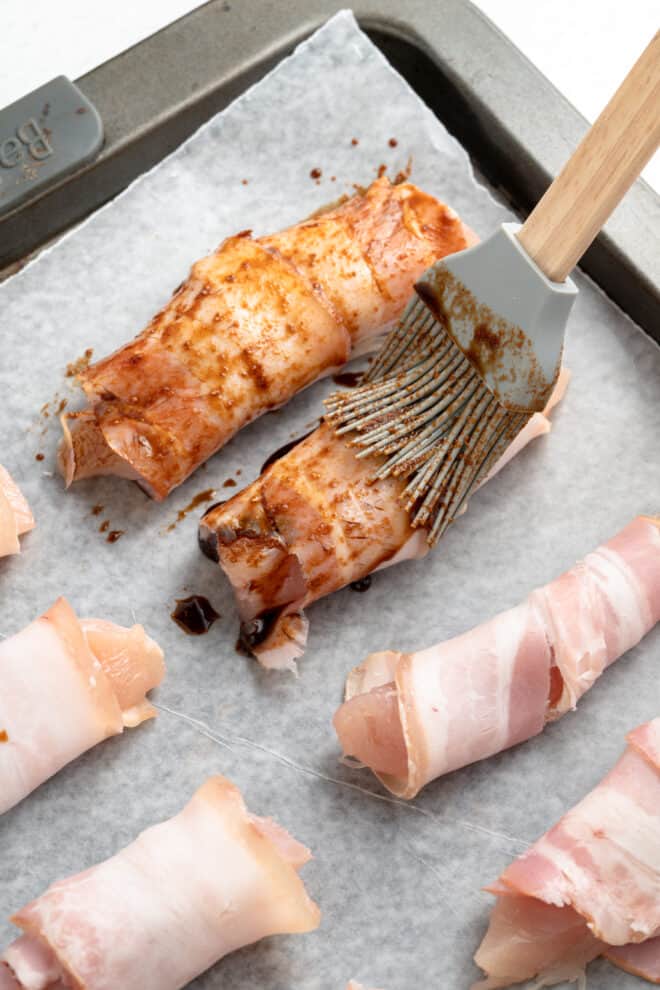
[324,295,531,546]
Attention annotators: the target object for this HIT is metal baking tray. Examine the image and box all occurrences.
[2,0,658,339]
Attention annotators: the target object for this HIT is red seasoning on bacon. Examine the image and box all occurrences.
[198,372,569,671]
[0,466,34,558]
[472,719,660,988]
[58,178,473,499]
[334,515,660,798]
[0,777,319,990]
[0,598,164,815]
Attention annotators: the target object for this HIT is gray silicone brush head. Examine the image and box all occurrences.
[325,224,578,544]
[414,223,577,412]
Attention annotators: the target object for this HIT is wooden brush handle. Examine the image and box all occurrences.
[517,31,660,283]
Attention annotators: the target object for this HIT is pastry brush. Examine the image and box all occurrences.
[325,31,660,545]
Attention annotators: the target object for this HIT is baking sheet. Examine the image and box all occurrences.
[1,10,659,988]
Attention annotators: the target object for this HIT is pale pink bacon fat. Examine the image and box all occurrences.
[1,776,320,990]
[334,514,660,799]
[0,598,164,815]
[199,371,570,672]
[0,466,34,559]
[472,719,660,988]
[58,178,473,499]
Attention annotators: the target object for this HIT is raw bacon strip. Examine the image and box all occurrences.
[79,618,165,728]
[1,776,320,990]
[0,466,34,559]
[472,719,660,988]
[334,515,660,799]
[604,937,660,983]
[58,178,472,499]
[2,935,62,990]
[198,371,569,672]
[0,598,164,815]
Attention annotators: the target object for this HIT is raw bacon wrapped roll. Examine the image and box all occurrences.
[0,597,164,814]
[0,776,320,990]
[0,466,34,558]
[472,719,660,988]
[334,515,660,799]
[59,178,473,499]
[198,372,569,671]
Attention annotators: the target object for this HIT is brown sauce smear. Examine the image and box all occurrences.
[418,268,546,406]
[394,158,413,184]
[66,348,94,378]
[171,595,221,635]
[106,530,124,543]
[166,489,217,532]
[237,607,282,657]
[332,371,364,388]
[548,666,564,708]
[99,520,110,533]
[35,453,44,462]
[310,168,322,180]
[197,500,229,562]
[260,430,314,473]
[91,504,104,516]
[465,323,507,379]
[202,500,227,517]
[0,730,8,743]
[350,576,372,592]
[235,637,254,658]
[223,478,237,488]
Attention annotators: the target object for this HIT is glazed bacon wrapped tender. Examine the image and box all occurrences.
[0,598,164,814]
[472,719,660,988]
[0,777,319,990]
[199,373,569,671]
[334,515,660,799]
[59,178,473,498]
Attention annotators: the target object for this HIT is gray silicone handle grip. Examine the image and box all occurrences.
[0,76,103,218]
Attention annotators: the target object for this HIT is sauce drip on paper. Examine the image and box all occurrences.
[237,608,282,657]
[167,489,217,532]
[260,430,314,473]
[350,576,372,593]
[171,596,221,635]
[332,371,364,388]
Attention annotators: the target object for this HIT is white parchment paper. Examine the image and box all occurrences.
[1,12,659,989]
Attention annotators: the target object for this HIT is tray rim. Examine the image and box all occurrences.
[1,0,657,340]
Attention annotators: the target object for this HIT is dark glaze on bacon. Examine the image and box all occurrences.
[199,423,420,671]
[58,178,473,499]
[199,372,569,672]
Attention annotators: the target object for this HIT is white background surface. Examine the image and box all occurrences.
[0,0,658,190]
